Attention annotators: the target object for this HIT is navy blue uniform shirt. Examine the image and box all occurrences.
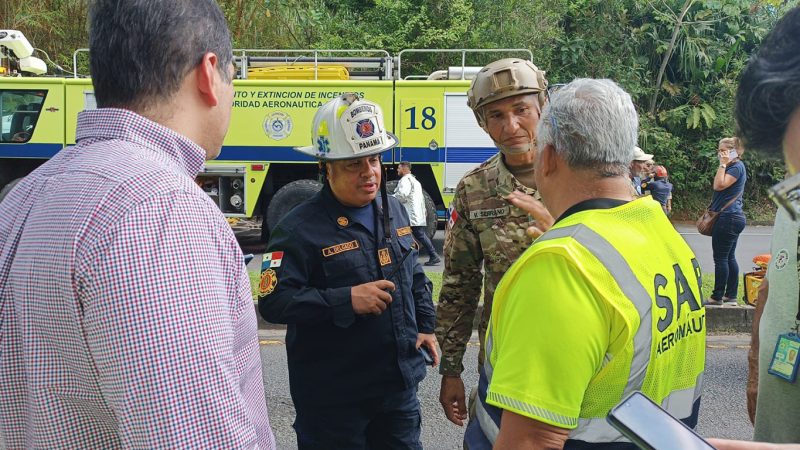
[259,184,434,406]
[709,160,746,215]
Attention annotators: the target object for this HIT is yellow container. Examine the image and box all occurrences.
[743,271,765,306]
[247,65,349,80]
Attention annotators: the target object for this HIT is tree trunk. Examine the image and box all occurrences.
[648,0,694,116]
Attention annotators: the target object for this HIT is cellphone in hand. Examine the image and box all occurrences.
[607,391,713,450]
[419,346,436,366]
[728,149,739,159]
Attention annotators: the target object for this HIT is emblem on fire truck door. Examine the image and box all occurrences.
[264,111,293,141]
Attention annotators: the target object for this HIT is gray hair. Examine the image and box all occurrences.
[536,78,638,177]
[89,0,233,110]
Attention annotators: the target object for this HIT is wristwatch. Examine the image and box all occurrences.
[719,164,727,169]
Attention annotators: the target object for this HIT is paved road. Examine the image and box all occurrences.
[241,222,774,279]
[259,331,754,449]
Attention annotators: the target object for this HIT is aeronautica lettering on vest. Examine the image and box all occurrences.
[653,258,706,356]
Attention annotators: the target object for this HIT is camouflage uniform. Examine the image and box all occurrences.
[435,152,540,376]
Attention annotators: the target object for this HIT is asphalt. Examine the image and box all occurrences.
[236,221,768,333]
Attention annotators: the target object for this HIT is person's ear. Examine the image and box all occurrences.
[539,143,559,178]
[195,52,222,107]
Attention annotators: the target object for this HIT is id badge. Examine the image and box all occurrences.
[768,333,800,382]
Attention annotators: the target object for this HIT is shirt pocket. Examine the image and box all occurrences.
[321,245,371,288]
[476,212,534,273]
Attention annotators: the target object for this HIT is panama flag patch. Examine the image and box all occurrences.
[262,251,284,268]
[446,203,459,230]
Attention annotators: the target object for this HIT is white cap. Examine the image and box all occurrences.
[294,93,399,160]
[633,146,654,161]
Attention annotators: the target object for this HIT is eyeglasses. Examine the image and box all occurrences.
[768,171,800,221]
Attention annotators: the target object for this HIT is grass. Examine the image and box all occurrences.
[250,270,744,305]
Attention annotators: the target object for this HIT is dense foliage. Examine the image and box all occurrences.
[3,0,797,219]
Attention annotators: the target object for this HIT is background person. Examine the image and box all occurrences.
[705,137,747,306]
[395,160,441,265]
[466,78,705,450]
[643,165,673,214]
[0,0,275,448]
[630,146,653,195]
[259,94,437,449]
[435,58,554,427]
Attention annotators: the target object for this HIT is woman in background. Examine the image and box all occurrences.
[706,137,747,306]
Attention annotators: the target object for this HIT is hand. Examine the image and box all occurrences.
[439,375,468,426]
[416,333,440,367]
[505,190,554,239]
[351,280,395,315]
[11,131,30,142]
[718,137,736,166]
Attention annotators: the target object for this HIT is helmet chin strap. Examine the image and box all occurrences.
[379,159,391,242]
[497,142,533,155]
[497,128,537,156]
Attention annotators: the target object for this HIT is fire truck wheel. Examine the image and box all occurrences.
[0,178,22,205]
[385,180,436,239]
[266,179,323,233]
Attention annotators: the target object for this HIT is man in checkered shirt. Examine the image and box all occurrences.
[0,0,275,448]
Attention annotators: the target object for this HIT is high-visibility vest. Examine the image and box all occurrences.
[465,198,706,449]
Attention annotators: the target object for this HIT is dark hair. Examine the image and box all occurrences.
[735,7,800,153]
[89,0,233,110]
[399,161,411,169]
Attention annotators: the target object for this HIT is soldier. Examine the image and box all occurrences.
[436,58,554,426]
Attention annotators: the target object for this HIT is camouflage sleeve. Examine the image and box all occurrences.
[435,180,484,376]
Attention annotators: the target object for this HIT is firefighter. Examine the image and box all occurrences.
[258,93,438,449]
[436,58,555,426]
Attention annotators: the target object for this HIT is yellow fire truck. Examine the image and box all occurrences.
[0,30,531,240]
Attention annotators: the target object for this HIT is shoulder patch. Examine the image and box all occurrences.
[396,226,412,237]
[259,268,278,296]
[446,203,459,229]
[322,240,360,257]
[262,251,284,268]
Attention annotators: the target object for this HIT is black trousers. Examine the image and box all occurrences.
[293,387,422,450]
[411,226,437,258]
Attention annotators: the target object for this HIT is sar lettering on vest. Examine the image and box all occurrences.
[653,257,705,355]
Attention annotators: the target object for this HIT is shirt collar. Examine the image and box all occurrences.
[75,108,207,178]
[496,154,538,197]
[555,198,630,224]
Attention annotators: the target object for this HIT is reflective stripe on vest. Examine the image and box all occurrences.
[468,223,703,446]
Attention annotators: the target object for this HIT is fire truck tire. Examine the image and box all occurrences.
[385,180,436,239]
[266,179,323,232]
[0,178,22,205]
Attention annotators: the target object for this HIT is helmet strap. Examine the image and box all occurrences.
[380,161,392,242]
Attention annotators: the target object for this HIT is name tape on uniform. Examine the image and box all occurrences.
[468,206,510,220]
[322,240,360,257]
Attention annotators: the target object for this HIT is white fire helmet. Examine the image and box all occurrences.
[294,93,399,160]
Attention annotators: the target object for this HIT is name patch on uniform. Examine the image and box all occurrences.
[259,268,278,296]
[322,240,360,257]
[469,206,510,220]
[378,248,392,266]
[396,226,412,237]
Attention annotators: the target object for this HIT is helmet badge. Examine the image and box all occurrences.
[356,119,375,138]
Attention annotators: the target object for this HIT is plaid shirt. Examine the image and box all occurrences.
[0,109,275,449]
